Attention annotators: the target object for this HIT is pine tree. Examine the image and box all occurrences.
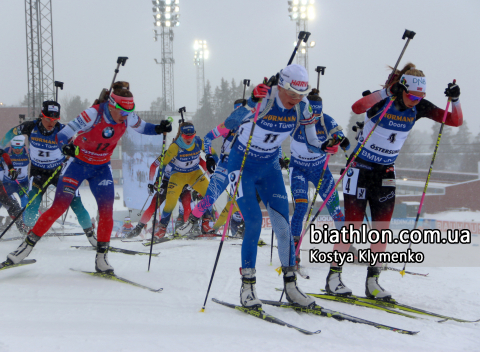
[150,97,172,112]
[193,80,215,139]
[61,95,90,122]
[450,120,474,172]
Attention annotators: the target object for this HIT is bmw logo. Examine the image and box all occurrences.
[229,173,236,182]
[347,169,354,177]
[102,127,115,139]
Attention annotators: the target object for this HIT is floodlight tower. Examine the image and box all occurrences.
[25,0,55,118]
[193,40,208,109]
[152,0,180,112]
[287,0,316,73]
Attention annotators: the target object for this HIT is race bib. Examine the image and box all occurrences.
[343,168,360,196]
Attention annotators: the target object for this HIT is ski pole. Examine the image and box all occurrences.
[288,31,310,66]
[147,117,173,270]
[54,81,64,102]
[15,180,29,199]
[242,79,250,101]
[295,98,396,256]
[400,81,454,277]
[385,30,416,85]
[0,158,68,240]
[137,193,152,216]
[109,57,128,94]
[314,66,326,90]
[200,98,263,312]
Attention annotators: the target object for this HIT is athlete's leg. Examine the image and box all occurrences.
[289,167,309,239]
[315,167,345,229]
[69,194,92,230]
[88,165,115,243]
[31,161,86,236]
[159,172,186,226]
[257,165,293,267]
[192,165,229,219]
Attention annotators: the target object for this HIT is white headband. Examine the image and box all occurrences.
[400,74,427,93]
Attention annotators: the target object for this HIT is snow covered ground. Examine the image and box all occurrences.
[0,188,479,351]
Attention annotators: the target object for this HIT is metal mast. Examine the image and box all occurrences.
[152,0,180,113]
[25,0,55,118]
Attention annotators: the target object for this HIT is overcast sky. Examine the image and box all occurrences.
[1,0,479,135]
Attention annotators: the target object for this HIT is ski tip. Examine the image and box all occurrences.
[275,266,282,275]
[313,330,322,334]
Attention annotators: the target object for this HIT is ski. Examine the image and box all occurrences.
[70,246,160,257]
[261,300,419,335]
[212,298,321,335]
[384,267,429,277]
[274,288,417,319]
[0,259,36,271]
[141,234,227,246]
[311,290,480,323]
[1,233,83,242]
[70,268,163,292]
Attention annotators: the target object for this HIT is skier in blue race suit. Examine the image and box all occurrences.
[289,88,350,266]
[1,136,30,208]
[224,64,337,309]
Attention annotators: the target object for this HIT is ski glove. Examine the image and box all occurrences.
[321,139,339,155]
[251,83,270,102]
[333,135,350,152]
[279,156,290,170]
[147,183,155,195]
[444,82,460,102]
[155,119,173,134]
[62,144,78,157]
[352,121,365,141]
[388,81,408,97]
[205,154,216,174]
[8,168,18,181]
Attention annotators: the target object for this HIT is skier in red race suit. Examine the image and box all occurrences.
[4,82,172,273]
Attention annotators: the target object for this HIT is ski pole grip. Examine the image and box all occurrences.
[402,30,416,40]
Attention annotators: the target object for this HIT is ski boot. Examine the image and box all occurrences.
[153,223,167,242]
[283,266,315,308]
[95,241,114,274]
[125,222,145,239]
[175,213,200,237]
[201,216,216,234]
[84,226,97,247]
[365,266,392,300]
[325,266,352,296]
[174,215,184,231]
[240,268,262,309]
[348,244,359,264]
[6,231,41,264]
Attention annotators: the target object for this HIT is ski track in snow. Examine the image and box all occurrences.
[0,190,479,351]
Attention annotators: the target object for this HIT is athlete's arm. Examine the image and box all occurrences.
[0,150,13,170]
[203,122,230,155]
[56,108,97,147]
[0,121,36,149]
[224,92,270,130]
[351,89,389,114]
[162,143,180,166]
[201,139,218,163]
[127,113,158,135]
[416,99,463,127]
[299,100,323,153]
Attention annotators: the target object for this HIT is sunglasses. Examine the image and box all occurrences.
[41,111,60,121]
[12,146,23,149]
[406,93,424,102]
[285,89,307,99]
[182,133,196,138]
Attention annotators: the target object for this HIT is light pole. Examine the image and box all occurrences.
[152,0,180,113]
[193,40,208,109]
[287,0,316,73]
